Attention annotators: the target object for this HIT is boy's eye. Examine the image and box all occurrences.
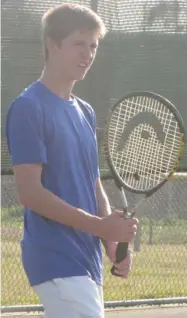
[74,41,98,50]
[91,43,98,50]
[75,41,84,46]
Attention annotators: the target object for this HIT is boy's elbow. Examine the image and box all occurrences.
[19,194,31,208]
[18,188,41,209]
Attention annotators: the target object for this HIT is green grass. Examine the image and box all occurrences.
[1,213,187,305]
[1,206,24,222]
[103,244,187,301]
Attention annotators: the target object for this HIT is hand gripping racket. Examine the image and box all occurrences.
[103,91,185,277]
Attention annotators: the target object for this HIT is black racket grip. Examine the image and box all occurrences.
[111,241,128,276]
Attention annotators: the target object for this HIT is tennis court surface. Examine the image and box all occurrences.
[106,305,187,317]
[2,305,187,318]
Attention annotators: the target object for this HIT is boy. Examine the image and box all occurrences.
[5,3,138,317]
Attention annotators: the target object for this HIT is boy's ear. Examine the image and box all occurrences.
[45,36,60,56]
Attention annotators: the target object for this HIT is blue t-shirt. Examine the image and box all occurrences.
[5,81,103,286]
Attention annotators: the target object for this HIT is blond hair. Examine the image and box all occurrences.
[41,3,106,60]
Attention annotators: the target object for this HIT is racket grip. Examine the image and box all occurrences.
[111,241,128,276]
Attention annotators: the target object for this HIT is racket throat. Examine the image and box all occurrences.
[118,187,128,216]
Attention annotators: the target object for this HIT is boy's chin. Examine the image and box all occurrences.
[74,73,87,81]
[73,68,89,81]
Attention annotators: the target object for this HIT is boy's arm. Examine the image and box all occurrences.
[13,163,102,236]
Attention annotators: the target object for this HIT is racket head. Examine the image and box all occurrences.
[104,91,185,194]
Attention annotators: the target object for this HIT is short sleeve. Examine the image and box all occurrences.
[5,97,47,165]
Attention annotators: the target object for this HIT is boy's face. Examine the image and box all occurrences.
[47,29,100,81]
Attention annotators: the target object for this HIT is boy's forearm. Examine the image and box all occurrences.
[21,185,102,237]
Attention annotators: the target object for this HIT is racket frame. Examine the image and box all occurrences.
[105,91,185,195]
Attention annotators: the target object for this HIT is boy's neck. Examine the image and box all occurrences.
[39,65,75,101]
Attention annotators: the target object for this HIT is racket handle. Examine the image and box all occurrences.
[111,187,129,276]
[111,241,129,276]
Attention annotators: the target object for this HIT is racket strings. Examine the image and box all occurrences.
[108,96,182,191]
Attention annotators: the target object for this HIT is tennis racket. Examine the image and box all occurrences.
[103,91,185,277]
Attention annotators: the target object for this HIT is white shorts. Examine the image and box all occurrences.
[33,276,104,318]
